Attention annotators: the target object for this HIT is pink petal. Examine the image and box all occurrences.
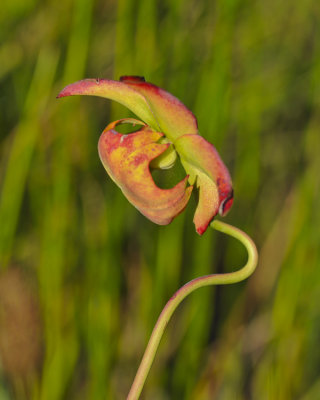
[98,119,193,225]
[57,79,160,131]
[175,134,233,234]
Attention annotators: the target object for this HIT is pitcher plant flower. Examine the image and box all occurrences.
[57,76,258,400]
[57,76,233,234]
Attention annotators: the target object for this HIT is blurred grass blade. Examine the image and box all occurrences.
[38,0,93,397]
[0,47,59,267]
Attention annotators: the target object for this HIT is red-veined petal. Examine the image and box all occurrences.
[98,119,193,225]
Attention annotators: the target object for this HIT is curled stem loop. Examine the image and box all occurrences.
[127,220,258,400]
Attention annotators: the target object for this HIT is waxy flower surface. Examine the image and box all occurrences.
[57,76,233,234]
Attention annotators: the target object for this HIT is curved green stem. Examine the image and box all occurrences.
[127,220,258,400]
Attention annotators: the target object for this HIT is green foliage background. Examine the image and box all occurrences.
[0,0,319,398]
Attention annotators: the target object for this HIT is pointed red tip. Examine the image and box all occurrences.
[196,226,207,235]
[56,87,70,99]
